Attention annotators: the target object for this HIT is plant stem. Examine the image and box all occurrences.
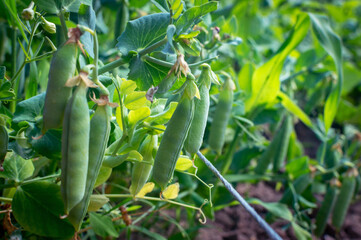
[196,151,282,240]
[91,31,109,95]
[21,173,60,185]
[98,57,128,75]
[143,55,173,68]
[221,127,242,175]
[138,38,168,56]
[0,197,12,203]
[58,10,68,41]
[188,56,218,67]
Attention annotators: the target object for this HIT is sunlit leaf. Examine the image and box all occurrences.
[175,156,193,171]
[128,107,151,127]
[124,92,149,110]
[162,183,180,199]
[136,182,155,198]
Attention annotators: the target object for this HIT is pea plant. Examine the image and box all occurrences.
[1,0,360,239]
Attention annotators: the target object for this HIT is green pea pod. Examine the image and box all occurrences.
[254,114,293,174]
[43,42,78,132]
[61,82,90,214]
[184,81,210,155]
[332,175,356,231]
[153,95,194,190]
[208,77,234,154]
[0,118,8,162]
[68,100,111,230]
[280,174,312,205]
[314,185,338,237]
[130,135,157,196]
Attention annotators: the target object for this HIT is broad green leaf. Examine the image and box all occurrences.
[78,4,96,58]
[128,107,151,126]
[147,101,178,124]
[309,13,343,133]
[245,13,310,112]
[124,92,149,110]
[89,212,118,237]
[136,182,155,198]
[175,2,218,34]
[162,183,180,199]
[45,16,77,28]
[88,195,109,212]
[0,81,15,100]
[128,56,170,90]
[175,156,193,171]
[116,13,169,56]
[247,198,293,221]
[277,91,312,128]
[0,152,34,182]
[12,181,75,238]
[285,156,310,180]
[13,93,45,123]
[33,0,78,14]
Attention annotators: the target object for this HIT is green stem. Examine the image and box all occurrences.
[221,127,242,175]
[0,197,12,203]
[91,31,109,95]
[138,38,168,56]
[143,55,173,68]
[98,57,128,75]
[58,10,68,41]
[188,56,218,67]
[21,173,60,185]
[319,140,327,166]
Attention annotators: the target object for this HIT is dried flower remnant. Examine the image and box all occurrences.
[168,54,190,78]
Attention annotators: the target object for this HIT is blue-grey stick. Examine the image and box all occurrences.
[197,151,283,240]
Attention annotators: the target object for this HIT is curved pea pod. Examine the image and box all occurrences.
[0,118,8,162]
[332,174,356,231]
[314,185,338,237]
[153,95,194,190]
[280,174,312,205]
[67,98,112,230]
[42,42,78,132]
[184,82,209,155]
[254,114,293,174]
[208,77,234,154]
[61,81,90,214]
[129,135,157,196]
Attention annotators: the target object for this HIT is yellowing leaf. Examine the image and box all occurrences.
[128,107,151,127]
[115,107,123,130]
[120,79,137,96]
[124,92,149,110]
[162,183,179,199]
[88,195,109,212]
[175,157,193,171]
[151,124,166,135]
[94,166,112,188]
[136,182,155,198]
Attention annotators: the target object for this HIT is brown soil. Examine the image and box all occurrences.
[197,182,361,240]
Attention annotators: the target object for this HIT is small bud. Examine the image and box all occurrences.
[41,17,56,34]
[21,2,34,20]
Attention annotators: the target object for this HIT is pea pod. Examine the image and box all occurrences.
[0,117,8,162]
[129,135,157,196]
[42,41,78,132]
[153,95,194,190]
[254,114,293,174]
[68,97,112,230]
[208,76,234,154]
[314,185,338,237]
[61,81,90,214]
[332,174,356,231]
[184,66,212,155]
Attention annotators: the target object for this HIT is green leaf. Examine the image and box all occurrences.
[78,4,96,58]
[291,222,312,240]
[247,198,293,222]
[34,0,60,13]
[0,152,34,182]
[147,101,178,125]
[12,181,75,238]
[128,107,151,127]
[13,93,45,124]
[34,0,80,13]
[130,225,167,240]
[128,56,170,90]
[277,91,312,128]
[225,174,270,182]
[245,13,310,112]
[89,212,118,237]
[309,13,343,133]
[0,81,15,101]
[116,13,170,56]
[175,2,218,34]
[285,156,310,180]
[0,66,5,79]
[124,91,149,110]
